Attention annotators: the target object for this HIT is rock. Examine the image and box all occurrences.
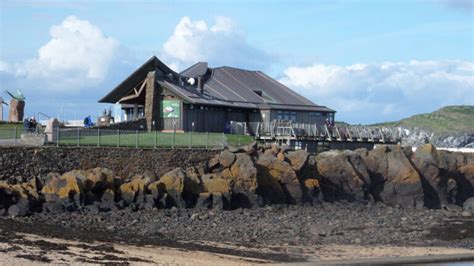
[243,141,258,155]
[212,192,227,210]
[309,224,334,237]
[412,144,447,208]
[119,175,150,207]
[202,175,230,193]
[41,170,85,211]
[303,178,323,205]
[155,168,186,208]
[286,150,309,172]
[229,153,258,193]
[195,192,212,209]
[461,211,471,217]
[227,146,243,153]
[463,197,474,211]
[361,145,424,208]
[256,154,302,204]
[208,157,220,170]
[458,163,474,203]
[218,150,236,168]
[316,150,368,202]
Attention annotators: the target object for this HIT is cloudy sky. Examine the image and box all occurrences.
[0,0,473,124]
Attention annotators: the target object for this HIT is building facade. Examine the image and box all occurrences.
[99,56,335,133]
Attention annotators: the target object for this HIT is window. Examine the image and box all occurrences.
[309,112,322,117]
[276,110,296,122]
[290,112,297,122]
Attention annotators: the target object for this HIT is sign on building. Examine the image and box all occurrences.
[161,100,180,118]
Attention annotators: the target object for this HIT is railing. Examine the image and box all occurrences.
[245,121,402,143]
[0,127,43,146]
[53,128,254,149]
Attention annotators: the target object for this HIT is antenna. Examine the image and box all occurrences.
[58,103,64,122]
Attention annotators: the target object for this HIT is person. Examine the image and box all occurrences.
[30,117,37,132]
[23,116,30,131]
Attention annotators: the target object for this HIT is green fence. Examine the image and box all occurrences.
[54,128,253,149]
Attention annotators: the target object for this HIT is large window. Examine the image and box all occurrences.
[277,110,297,122]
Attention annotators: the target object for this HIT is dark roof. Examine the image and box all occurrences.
[99,56,335,113]
[180,62,208,78]
[180,64,334,112]
[99,56,179,103]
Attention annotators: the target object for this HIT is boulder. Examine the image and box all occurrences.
[41,170,85,212]
[412,144,447,208]
[316,150,368,202]
[362,145,423,208]
[119,174,151,208]
[154,168,186,208]
[218,150,236,168]
[0,178,40,216]
[286,150,309,172]
[200,174,232,209]
[242,141,258,155]
[463,197,474,211]
[256,154,302,204]
[303,178,323,205]
[458,163,474,203]
[229,153,258,194]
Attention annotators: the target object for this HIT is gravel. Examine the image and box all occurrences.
[10,202,474,249]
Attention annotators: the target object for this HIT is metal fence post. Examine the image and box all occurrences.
[135,130,139,148]
[206,132,209,150]
[189,131,192,149]
[154,130,157,149]
[56,127,59,147]
[97,128,100,147]
[77,128,80,147]
[117,129,120,148]
[14,127,17,146]
[222,132,225,149]
[172,128,175,149]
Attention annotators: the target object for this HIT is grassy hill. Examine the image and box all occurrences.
[372,105,474,135]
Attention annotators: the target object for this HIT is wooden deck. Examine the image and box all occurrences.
[248,121,401,144]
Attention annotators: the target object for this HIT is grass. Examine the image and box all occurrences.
[0,122,27,139]
[57,130,254,148]
[372,105,474,135]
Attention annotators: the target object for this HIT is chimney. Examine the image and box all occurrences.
[197,76,204,94]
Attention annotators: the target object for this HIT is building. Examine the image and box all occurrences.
[99,56,335,134]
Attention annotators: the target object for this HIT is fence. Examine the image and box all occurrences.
[0,127,253,149]
[245,121,403,142]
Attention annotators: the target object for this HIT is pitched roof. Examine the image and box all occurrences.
[99,56,179,103]
[180,64,334,112]
[99,56,335,113]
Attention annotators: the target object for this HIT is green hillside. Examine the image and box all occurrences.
[373,105,474,135]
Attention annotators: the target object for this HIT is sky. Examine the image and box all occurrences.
[0,0,473,124]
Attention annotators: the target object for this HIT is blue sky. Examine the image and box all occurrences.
[1,0,473,124]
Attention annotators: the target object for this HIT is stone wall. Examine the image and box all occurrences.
[0,146,217,183]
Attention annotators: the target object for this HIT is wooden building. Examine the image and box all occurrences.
[99,56,335,133]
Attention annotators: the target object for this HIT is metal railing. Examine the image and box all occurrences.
[53,128,229,149]
[0,127,43,146]
[245,121,402,143]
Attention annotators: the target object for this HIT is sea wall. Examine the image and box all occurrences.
[0,147,216,183]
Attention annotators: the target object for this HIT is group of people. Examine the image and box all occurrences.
[23,116,38,132]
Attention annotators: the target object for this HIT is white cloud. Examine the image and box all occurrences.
[162,16,270,71]
[0,60,11,72]
[279,60,474,123]
[15,16,119,91]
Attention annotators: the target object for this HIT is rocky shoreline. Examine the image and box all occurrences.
[1,143,473,263]
[1,142,473,216]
